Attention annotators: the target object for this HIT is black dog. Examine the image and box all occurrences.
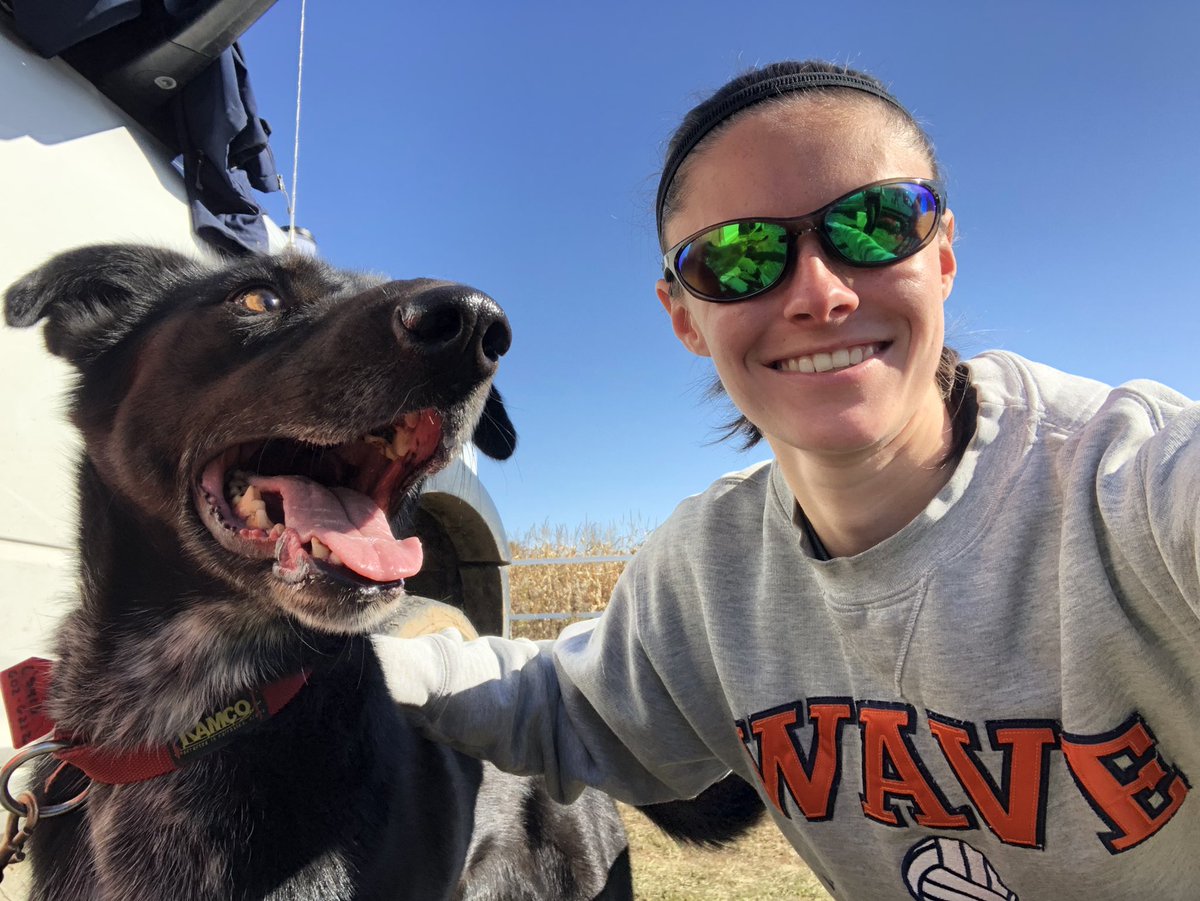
[3,245,639,900]
[4,244,765,900]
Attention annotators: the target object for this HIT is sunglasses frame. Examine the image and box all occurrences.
[661,177,946,303]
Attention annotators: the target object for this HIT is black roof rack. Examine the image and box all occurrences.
[6,0,276,147]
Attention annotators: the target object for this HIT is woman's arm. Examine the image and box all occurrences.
[372,560,730,806]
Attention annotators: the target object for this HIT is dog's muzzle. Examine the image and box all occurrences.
[191,282,512,595]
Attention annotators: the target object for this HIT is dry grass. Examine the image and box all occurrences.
[621,806,831,900]
[508,520,648,641]
[509,523,832,899]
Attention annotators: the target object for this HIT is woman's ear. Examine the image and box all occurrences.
[938,210,958,302]
[656,279,711,357]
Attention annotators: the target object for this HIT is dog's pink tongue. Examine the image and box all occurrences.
[248,475,422,582]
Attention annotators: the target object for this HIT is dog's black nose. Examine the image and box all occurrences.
[393,285,511,372]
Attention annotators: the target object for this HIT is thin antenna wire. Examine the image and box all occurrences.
[287,0,308,247]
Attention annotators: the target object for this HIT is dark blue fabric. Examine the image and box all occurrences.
[11,0,142,58]
[11,2,281,255]
[173,41,281,255]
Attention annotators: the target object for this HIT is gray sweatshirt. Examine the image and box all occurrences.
[376,351,1200,900]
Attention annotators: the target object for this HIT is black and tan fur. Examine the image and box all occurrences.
[3,245,633,900]
[4,244,764,900]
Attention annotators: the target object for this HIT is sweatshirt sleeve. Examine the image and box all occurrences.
[371,557,730,806]
[1092,386,1200,618]
[1141,400,1200,610]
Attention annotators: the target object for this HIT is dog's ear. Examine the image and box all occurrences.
[472,386,517,460]
[4,244,201,366]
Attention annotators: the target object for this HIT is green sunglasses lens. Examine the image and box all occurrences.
[676,221,789,300]
[670,181,941,300]
[825,183,938,264]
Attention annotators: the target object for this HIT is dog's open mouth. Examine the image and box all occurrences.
[193,411,444,587]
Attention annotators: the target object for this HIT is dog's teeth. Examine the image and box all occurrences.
[226,470,249,503]
[234,485,261,517]
[248,509,274,530]
[391,428,413,459]
[310,536,342,567]
[234,485,272,530]
[366,433,399,461]
[269,523,286,539]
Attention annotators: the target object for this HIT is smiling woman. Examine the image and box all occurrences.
[371,59,1200,901]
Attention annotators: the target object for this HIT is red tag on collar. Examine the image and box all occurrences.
[2,657,55,748]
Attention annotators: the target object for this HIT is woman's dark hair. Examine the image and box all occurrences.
[658,60,962,458]
[657,60,943,251]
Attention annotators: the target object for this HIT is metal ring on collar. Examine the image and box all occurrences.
[1,737,89,818]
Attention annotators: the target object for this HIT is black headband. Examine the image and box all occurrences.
[655,72,907,238]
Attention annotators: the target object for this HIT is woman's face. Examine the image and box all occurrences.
[657,99,957,462]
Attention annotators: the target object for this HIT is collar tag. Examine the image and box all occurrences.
[2,657,55,748]
[168,687,270,765]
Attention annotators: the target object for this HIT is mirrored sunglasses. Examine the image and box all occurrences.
[662,179,945,303]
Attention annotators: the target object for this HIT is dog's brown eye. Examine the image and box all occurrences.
[233,287,284,314]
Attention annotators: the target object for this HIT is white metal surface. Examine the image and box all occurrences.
[0,21,210,701]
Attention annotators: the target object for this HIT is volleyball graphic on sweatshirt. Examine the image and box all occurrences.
[902,837,1017,900]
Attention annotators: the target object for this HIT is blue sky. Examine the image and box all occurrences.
[238,2,1200,537]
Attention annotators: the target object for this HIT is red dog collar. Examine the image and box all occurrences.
[3,657,308,785]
